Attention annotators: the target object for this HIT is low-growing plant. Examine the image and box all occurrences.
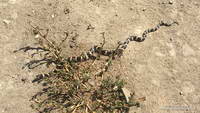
[16,24,140,113]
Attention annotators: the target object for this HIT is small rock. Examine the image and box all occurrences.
[32,10,36,14]
[142,8,146,11]
[64,8,70,14]
[180,2,184,7]
[179,91,184,95]
[87,24,95,30]
[113,86,118,90]
[51,14,55,18]
[180,2,184,5]
[161,2,166,4]
[169,0,173,4]
[3,19,11,25]
[34,34,40,38]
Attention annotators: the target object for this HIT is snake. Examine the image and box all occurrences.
[64,21,178,63]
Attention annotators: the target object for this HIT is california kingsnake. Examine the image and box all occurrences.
[64,21,178,63]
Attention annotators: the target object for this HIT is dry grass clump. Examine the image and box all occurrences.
[17,25,139,113]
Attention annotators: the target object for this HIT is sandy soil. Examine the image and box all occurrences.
[0,0,200,113]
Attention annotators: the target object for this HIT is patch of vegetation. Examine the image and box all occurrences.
[18,25,140,113]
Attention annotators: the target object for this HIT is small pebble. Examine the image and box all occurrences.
[142,8,146,11]
[64,8,70,14]
[51,14,56,18]
[3,19,11,25]
[34,34,40,38]
[51,15,54,18]
[179,91,184,95]
[32,10,36,14]
[169,0,173,4]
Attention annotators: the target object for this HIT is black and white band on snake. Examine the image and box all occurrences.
[64,21,178,63]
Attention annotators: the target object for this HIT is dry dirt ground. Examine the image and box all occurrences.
[0,0,200,113]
